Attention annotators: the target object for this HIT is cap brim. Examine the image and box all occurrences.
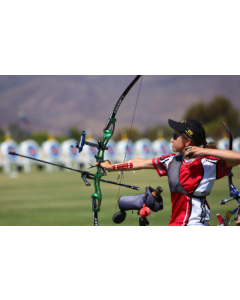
[168,119,185,133]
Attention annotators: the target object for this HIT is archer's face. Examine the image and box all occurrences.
[170,131,188,153]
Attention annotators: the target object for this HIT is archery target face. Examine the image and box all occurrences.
[105,140,116,160]
[217,138,229,150]
[27,145,39,158]
[7,144,18,161]
[160,143,169,155]
[87,145,98,158]
[124,141,134,160]
[49,142,61,160]
[60,139,79,160]
[142,143,153,156]
[153,139,170,156]
[0,140,18,162]
[233,137,240,152]
[18,140,40,163]
[135,139,153,158]
[69,145,78,159]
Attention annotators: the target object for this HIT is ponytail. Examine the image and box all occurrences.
[202,139,218,149]
[204,142,218,149]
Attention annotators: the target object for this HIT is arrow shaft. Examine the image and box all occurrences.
[9,152,84,174]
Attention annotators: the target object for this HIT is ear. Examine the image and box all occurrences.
[184,139,192,147]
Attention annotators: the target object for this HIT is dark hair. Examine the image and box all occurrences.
[181,133,218,149]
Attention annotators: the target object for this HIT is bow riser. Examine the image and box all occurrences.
[92,118,116,212]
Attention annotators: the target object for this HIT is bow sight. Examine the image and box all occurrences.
[72,131,109,153]
[71,130,110,176]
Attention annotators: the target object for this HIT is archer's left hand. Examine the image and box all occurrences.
[95,160,113,172]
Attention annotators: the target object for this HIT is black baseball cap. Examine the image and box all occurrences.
[168,119,206,146]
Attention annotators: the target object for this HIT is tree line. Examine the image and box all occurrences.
[183,96,239,138]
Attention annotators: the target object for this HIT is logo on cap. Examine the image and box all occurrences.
[186,129,193,137]
[181,120,186,123]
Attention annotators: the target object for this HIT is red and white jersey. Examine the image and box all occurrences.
[152,153,232,226]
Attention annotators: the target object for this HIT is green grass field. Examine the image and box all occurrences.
[1,165,240,226]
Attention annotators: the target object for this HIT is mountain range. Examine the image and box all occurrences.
[0,75,239,138]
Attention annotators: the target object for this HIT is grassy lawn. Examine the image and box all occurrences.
[1,165,240,226]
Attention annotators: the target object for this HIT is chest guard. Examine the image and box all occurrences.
[167,154,206,199]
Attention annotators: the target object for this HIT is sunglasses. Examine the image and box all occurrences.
[172,133,181,140]
[172,133,187,140]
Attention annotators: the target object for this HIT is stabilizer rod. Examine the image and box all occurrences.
[8,152,140,191]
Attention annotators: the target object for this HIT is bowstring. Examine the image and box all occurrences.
[114,75,143,217]
[222,121,240,152]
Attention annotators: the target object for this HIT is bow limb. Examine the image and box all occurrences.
[221,122,233,196]
[104,75,141,131]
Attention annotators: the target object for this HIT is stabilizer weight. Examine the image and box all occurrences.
[81,174,91,186]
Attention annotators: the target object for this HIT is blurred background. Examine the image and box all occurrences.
[0,75,240,225]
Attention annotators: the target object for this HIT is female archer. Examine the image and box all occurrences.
[99,119,240,226]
